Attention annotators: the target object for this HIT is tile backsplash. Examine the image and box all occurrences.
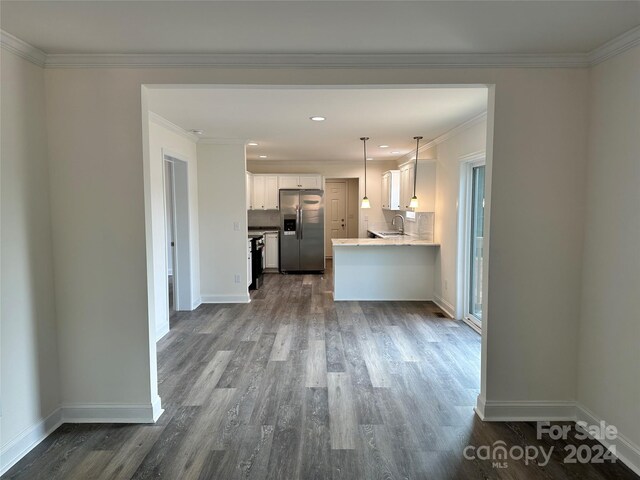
[248,210,280,227]
[380,211,435,242]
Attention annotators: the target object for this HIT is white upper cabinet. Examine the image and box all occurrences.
[278,174,322,189]
[251,174,279,210]
[381,170,400,210]
[398,160,436,211]
[246,172,253,210]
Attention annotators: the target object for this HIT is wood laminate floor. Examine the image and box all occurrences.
[3,261,637,479]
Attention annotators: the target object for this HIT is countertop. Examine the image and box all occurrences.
[248,227,279,234]
[332,237,439,247]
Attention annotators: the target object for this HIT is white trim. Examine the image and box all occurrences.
[458,150,487,164]
[475,399,640,475]
[432,293,455,319]
[197,138,249,145]
[156,322,170,341]
[41,52,592,69]
[0,399,164,475]
[462,317,482,335]
[576,403,640,476]
[3,26,639,70]
[191,298,202,310]
[478,400,576,422]
[149,111,199,142]
[0,408,63,475]
[201,293,251,304]
[0,30,46,67]
[589,25,640,66]
[60,401,163,423]
[396,112,488,165]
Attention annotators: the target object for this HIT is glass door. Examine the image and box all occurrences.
[468,165,485,326]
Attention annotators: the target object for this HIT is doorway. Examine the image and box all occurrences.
[324,179,359,257]
[163,152,192,318]
[460,155,486,332]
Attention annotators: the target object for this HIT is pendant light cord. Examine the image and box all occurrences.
[361,137,369,197]
[413,136,422,197]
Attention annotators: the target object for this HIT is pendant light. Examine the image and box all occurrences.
[409,136,423,209]
[360,137,371,209]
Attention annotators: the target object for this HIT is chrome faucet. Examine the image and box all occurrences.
[392,214,405,235]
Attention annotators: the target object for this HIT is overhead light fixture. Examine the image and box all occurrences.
[360,137,371,209]
[391,151,401,154]
[247,142,258,146]
[310,116,326,122]
[378,145,389,148]
[259,155,268,159]
[410,136,423,209]
[366,157,373,161]
[190,129,204,135]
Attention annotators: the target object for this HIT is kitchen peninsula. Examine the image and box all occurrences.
[332,235,439,301]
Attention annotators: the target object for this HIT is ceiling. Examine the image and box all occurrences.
[147,87,488,162]
[1,1,639,56]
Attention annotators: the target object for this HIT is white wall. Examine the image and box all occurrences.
[247,159,397,237]
[147,116,200,339]
[432,118,488,316]
[577,45,640,464]
[0,49,61,470]
[39,64,590,436]
[198,143,250,303]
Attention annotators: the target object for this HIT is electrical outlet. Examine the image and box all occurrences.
[233,221,240,231]
[234,274,240,283]
[364,215,369,222]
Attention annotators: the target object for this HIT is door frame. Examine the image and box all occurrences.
[457,151,486,334]
[324,179,349,258]
[163,150,192,314]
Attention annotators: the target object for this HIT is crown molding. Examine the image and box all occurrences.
[0,30,46,67]
[588,25,640,65]
[2,25,638,70]
[396,111,488,164]
[42,52,592,69]
[148,111,199,142]
[198,138,249,145]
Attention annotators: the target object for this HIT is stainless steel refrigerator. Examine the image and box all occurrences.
[279,189,325,273]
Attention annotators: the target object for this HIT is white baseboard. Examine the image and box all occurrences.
[155,322,170,342]
[433,293,456,318]
[475,398,640,475]
[201,293,250,304]
[478,399,576,422]
[191,298,202,310]
[576,403,640,476]
[1,399,164,475]
[61,401,163,423]
[0,408,63,475]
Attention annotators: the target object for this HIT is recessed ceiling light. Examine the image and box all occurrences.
[366,157,373,161]
[379,145,389,148]
[259,155,268,159]
[190,129,204,135]
[247,142,258,146]
[391,151,401,154]
[309,116,326,122]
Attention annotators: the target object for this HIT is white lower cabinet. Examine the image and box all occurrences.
[265,232,279,269]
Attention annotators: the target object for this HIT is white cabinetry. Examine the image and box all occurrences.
[381,170,400,210]
[251,174,279,210]
[398,160,437,211]
[246,172,253,210]
[264,232,279,270]
[278,174,322,189]
[399,162,415,210]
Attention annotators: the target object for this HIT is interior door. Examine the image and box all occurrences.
[324,181,347,257]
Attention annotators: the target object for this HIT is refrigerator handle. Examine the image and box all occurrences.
[296,206,300,240]
[300,208,304,240]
